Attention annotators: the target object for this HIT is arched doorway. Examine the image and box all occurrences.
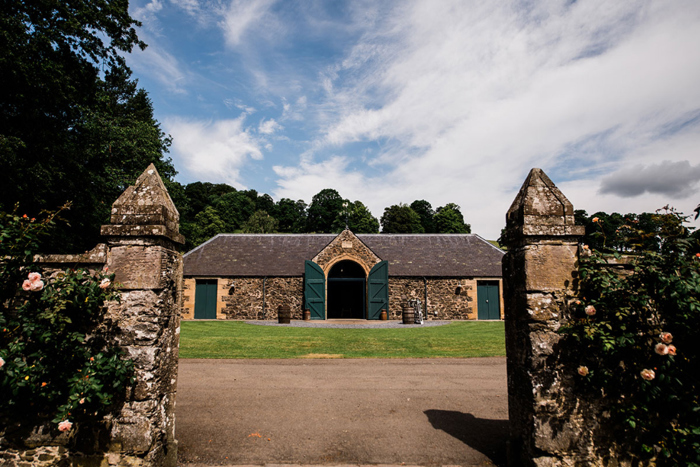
[327,260,366,319]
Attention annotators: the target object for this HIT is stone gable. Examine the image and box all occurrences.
[312,229,381,274]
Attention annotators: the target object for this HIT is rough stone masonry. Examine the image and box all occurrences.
[0,164,184,467]
[502,168,636,467]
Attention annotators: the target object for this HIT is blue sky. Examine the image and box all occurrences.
[127,0,700,238]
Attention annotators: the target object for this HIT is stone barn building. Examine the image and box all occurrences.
[182,229,504,321]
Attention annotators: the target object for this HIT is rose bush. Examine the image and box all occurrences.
[563,208,700,465]
[0,207,133,432]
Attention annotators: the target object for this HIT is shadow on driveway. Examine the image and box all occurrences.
[425,410,509,466]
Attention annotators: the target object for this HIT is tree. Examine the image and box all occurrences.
[577,209,686,253]
[255,193,275,214]
[380,204,424,233]
[332,200,380,233]
[212,191,255,232]
[0,0,173,253]
[190,206,226,247]
[183,182,236,221]
[307,189,344,233]
[410,200,435,233]
[273,198,307,233]
[242,210,278,233]
[434,203,471,233]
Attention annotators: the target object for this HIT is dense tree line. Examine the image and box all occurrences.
[575,207,700,253]
[174,185,472,250]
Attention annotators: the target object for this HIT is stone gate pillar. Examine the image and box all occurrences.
[501,169,587,466]
[101,163,185,467]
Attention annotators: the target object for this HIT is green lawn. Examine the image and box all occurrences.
[179,320,505,359]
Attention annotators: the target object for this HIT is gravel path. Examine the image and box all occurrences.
[245,319,453,329]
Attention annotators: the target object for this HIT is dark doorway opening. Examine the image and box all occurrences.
[327,260,366,319]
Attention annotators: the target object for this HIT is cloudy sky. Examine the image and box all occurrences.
[127,0,700,238]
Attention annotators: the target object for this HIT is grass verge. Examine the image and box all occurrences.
[179,320,505,359]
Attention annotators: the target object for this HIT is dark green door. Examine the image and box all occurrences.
[477,281,500,320]
[194,279,218,319]
[305,260,325,320]
[367,261,389,320]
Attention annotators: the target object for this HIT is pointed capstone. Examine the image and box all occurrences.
[101,164,185,244]
[504,168,584,242]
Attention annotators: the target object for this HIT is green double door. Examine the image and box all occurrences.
[477,281,500,320]
[194,279,218,319]
[304,260,389,320]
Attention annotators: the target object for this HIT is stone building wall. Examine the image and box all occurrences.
[387,277,497,320]
[265,277,305,320]
[182,277,196,319]
[184,274,501,320]
[216,277,305,320]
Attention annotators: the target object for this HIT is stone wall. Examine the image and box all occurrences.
[0,164,183,467]
[215,277,305,320]
[182,277,196,320]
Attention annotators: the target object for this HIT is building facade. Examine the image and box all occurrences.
[182,229,504,320]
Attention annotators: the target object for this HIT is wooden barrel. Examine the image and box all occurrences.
[379,310,387,321]
[278,305,291,324]
[402,305,414,324]
[303,309,311,321]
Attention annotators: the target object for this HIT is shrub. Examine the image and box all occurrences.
[563,208,700,465]
[0,207,133,433]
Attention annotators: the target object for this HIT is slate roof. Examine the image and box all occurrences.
[183,233,504,278]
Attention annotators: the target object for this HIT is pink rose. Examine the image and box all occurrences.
[99,278,111,289]
[0,357,4,368]
[58,420,72,432]
[640,369,655,381]
[577,366,589,376]
[29,280,44,292]
[585,305,596,316]
[79,398,85,404]
[655,343,669,355]
[22,280,32,291]
[659,332,673,344]
[27,272,41,282]
[667,345,677,356]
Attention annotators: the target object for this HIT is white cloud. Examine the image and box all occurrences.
[132,0,164,32]
[128,40,188,94]
[273,0,700,238]
[258,118,282,135]
[219,0,278,47]
[165,116,264,187]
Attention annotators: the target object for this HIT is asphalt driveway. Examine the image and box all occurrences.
[176,358,508,467]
